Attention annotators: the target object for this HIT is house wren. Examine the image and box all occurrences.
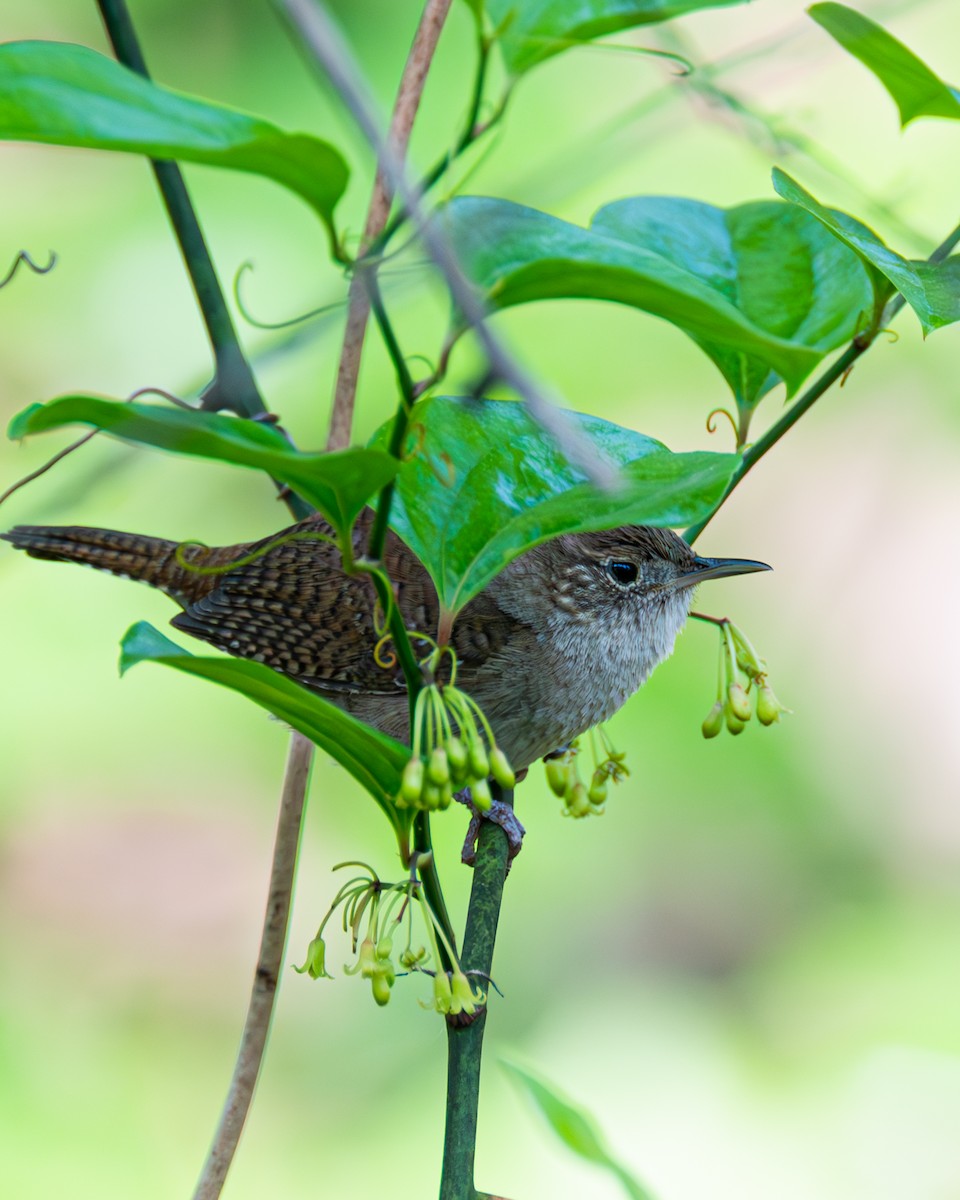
[2,513,769,769]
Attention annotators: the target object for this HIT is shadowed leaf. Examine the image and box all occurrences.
[8,396,397,537]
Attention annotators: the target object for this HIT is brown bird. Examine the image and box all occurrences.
[2,514,769,771]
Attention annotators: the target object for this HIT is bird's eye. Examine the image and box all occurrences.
[606,560,638,586]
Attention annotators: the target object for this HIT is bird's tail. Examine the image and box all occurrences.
[1,524,234,608]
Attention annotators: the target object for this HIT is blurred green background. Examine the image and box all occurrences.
[2,1,960,1197]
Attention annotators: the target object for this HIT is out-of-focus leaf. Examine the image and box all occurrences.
[372,396,739,615]
[593,197,873,409]
[773,169,960,334]
[809,3,960,126]
[481,0,744,75]
[8,396,397,536]
[0,41,348,239]
[119,622,410,838]
[443,197,825,400]
[502,1060,656,1200]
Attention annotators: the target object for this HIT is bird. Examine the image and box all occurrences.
[2,513,768,773]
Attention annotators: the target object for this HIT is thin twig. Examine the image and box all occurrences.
[274,0,615,489]
[192,733,314,1200]
[683,218,960,545]
[329,0,452,450]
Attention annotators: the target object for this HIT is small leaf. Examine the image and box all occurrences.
[482,0,745,75]
[372,396,739,615]
[120,622,410,838]
[772,169,960,335]
[809,3,960,126]
[0,41,348,239]
[442,197,825,401]
[503,1060,656,1200]
[8,396,397,537]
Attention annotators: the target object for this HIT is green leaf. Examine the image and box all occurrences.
[809,3,960,126]
[120,622,410,838]
[503,1060,656,1200]
[482,0,745,75]
[8,396,397,537]
[593,197,873,409]
[0,41,348,239]
[443,196,828,402]
[772,169,960,335]
[373,396,739,614]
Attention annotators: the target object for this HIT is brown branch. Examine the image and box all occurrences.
[329,0,453,451]
[192,732,314,1200]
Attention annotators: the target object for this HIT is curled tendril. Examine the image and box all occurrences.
[0,250,57,290]
[233,260,348,331]
[1,384,191,510]
[173,528,338,577]
[706,407,739,443]
[879,327,899,344]
[373,633,398,670]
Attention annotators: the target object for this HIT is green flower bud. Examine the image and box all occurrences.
[727,682,752,722]
[545,758,571,798]
[450,971,483,1016]
[725,709,746,735]
[427,746,450,786]
[294,935,332,980]
[446,736,468,781]
[400,946,427,969]
[376,934,393,961]
[371,973,392,1007]
[400,757,425,805]
[433,970,453,1014]
[489,746,516,789]
[422,783,442,811]
[472,777,492,812]
[566,780,591,818]
[701,701,724,739]
[756,684,785,726]
[468,743,490,780]
[438,783,454,810]
[588,771,608,805]
[357,937,377,978]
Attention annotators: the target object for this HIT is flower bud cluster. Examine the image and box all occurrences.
[398,681,515,813]
[544,726,630,818]
[701,618,789,739]
[295,859,485,1016]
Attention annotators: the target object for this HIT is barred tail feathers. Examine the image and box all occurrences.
[1,524,227,608]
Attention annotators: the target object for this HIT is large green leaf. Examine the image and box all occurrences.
[373,396,739,614]
[592,197,873,410]
[442,197,825,401]
[8,396,397,536]
[120,622,410,838]
[0,41,348,239]
[809,3,960,126]
[482,0,744,75]
[772,169,960,335]
[503,1060,656,1200]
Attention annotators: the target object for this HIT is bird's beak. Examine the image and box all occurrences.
[675,555,772,587]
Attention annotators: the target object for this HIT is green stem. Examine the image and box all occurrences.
[362,274,458,956]
[95,0,310,520]
[683,219,960,546]
[439,785,513,1200]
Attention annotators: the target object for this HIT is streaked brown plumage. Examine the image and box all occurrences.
[2,514,769,769]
